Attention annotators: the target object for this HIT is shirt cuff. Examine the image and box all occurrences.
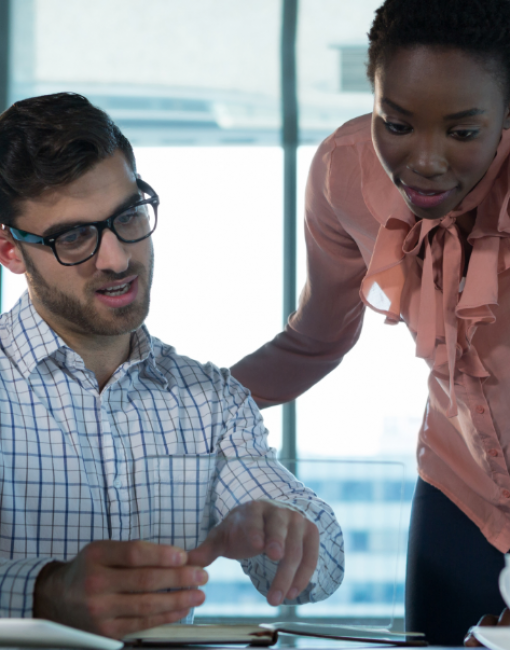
[0,557,56,617]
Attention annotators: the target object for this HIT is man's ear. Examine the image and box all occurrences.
[0,227,26,274]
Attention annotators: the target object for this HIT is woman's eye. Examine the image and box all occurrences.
[384,121,411,135]
[451,129,478,140]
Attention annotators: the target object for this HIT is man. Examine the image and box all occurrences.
[0,93,344,639]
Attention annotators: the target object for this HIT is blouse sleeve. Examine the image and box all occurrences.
[230,135,368,407]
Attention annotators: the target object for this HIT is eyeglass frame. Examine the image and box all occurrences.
[6,178,159,267]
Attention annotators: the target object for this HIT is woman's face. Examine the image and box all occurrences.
[372,46,510,220]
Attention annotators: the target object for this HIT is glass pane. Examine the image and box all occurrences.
[196,457,405,625]
[296,459,405,625]
[296,147,429,620]
[11,0,281,145]
[297,0,380,143]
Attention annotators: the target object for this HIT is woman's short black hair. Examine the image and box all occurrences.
[367,0,510,99]
[0,92,136,227]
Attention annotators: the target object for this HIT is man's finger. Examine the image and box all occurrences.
[283,522,319,601]
[84,540,187,569]
[266,515,306,606]
[261,507,290,562]
[98,587,206,620]
[111,565,208,594]
[187,526,224,567]
[188,504,266,566]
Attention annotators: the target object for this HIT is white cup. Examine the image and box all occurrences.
[499,554,510,607]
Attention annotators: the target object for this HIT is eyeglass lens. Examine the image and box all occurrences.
[54,203,156,264]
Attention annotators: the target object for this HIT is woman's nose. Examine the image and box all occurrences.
[407,133,448,178]
[95,228,131,273]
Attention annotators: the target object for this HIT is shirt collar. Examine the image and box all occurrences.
[6,291,167,387]
[7,291,67,378]
[119,325,168,388]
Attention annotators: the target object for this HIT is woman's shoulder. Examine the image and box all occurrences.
[330,112,373,147]
[314,113,373,158]
[313,113,375,176]
[309,113,380,207]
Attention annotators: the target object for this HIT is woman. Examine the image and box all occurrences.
[231,0,510,644]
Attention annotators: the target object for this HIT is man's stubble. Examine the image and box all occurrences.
[21,245,154,338]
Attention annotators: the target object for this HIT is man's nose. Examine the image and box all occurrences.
[95,229,131,273]
[407,133,448,178]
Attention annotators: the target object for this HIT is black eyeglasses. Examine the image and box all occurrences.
[8,178,159,266]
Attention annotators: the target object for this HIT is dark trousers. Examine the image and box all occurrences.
[405,477,507,646]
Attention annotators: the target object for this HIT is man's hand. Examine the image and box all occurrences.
[34,540,208,639]
[187,500,319,606]
[464,609,510,646]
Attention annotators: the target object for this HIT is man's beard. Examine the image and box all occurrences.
[22,247,154,338]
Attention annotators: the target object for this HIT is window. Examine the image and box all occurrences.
[331,46,372,93]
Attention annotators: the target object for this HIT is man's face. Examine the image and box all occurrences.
[9,151,153,342]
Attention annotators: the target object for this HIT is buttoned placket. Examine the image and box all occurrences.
[99,386,131,541]
[100,361,148,542]
[461,374,510,504]
[58,348,136,543]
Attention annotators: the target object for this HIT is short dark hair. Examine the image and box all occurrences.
[0,92,136,227]
[367,0,510,99]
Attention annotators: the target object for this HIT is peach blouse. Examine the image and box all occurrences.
[231,113,510,552]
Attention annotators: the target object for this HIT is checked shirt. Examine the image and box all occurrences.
[0,292,344,617]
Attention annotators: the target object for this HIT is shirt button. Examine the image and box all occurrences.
[503,490,510,499]
[476,405,485,414]
[489,449,499,457]
[113,478,122,488]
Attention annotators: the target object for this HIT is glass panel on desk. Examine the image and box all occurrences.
[197,457,406,627]
[294,146,428,623]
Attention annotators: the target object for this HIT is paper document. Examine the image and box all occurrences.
[0,619,123,649]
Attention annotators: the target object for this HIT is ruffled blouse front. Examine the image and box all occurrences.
[360,130,510,418]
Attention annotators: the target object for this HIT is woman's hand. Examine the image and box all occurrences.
[464,609,510,646]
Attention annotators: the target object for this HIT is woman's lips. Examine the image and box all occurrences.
[400,183,457,210]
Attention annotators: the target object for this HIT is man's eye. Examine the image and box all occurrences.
[116,208,139,225]
[58,226,94,248]
[384,121,411,135]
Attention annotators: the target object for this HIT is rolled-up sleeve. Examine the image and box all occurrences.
[214,372,344,603]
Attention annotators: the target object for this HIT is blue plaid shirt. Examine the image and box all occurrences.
[0,292,344,617]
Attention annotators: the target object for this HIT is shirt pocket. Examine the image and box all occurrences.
[133,454,218,550]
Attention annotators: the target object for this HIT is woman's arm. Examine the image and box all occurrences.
[231,136,368,408]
